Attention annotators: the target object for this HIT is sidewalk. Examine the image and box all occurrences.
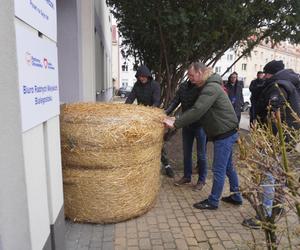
[65,173,263,250]
[64,112,299,250]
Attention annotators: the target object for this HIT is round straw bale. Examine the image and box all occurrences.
[60,103,166,223]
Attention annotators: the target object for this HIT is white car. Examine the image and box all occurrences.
[242,88,251,111]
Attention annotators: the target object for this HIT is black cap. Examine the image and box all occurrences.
[263,60,284,75]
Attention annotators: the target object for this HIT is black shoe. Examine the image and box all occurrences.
[193,199,218,210]
[242,218,261,229]
[165,165,174,178]
[221,195,243,205]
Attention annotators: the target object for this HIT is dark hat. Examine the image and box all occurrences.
[263,60,284,75]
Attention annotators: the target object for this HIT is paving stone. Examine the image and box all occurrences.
[188,247,202,250]
[127,247,139,250]
[186,237,198,246]
[208,237,221,244]
[182,227,195,238]
[190,223,202,230]
[168,218,179,227]
[202,225,214,231]
[229,232,243,242]
[193,229,208,242]
[210,243,226,250]
[175,239,189,250]
[151,239,163,245]
[173,233,184,239]
[139,238,151,250]
[158,223,169,229]
[186,215,198,224]
[216,230,231,240]
[127,238,138,247]
[89,240,102,248]
[150,232,161,239]
[152,246,164,250]
[197,242,211,250]
[146,217,157,225]
[222,240,236,249]
[163,242,177,249]
[102,241,113,250]
[205,230,217,238]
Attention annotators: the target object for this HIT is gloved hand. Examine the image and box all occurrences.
[269,95,284,112]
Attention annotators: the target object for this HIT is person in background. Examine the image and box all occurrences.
[164,62,242,210]
[242,60,300,228]
[224,72,244,124]
[249,71,265,126]
[165,77,208,191]
[126,65,175,178]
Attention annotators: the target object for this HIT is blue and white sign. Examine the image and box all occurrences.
[15,21,59,132]
[14,0,57,41]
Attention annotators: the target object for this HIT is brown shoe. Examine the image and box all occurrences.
[193,182,205,191]
[174,177,191,186]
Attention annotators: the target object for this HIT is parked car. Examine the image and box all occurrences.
[242,87,251,112]
[117,86,132,98]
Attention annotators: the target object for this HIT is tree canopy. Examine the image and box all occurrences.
[106,0,300,105]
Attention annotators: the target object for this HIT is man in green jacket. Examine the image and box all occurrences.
[163,62,243,210]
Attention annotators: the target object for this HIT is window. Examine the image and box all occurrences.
[122,64,128,72]
[121,80,128,87]
[242,63,247,71]
[227,54,233,61]
[215,66,221,73]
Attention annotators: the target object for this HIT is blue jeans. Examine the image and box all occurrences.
[261,173,275,217]
[182,126,207,183]
[208,132,242,207]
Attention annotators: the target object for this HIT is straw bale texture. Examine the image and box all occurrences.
[60,103,165,223]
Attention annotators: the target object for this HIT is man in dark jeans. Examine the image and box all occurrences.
[165,80,208,191]
[126,65,174,178]
[164,62,242,210]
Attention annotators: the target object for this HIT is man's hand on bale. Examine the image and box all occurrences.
[163,117,175,128]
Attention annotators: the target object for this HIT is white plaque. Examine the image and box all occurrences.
[14,0,57,41]
[15,21,60,132]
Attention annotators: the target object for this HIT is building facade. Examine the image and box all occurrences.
[214,41,300,87]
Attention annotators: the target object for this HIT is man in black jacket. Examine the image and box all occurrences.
[126,65,174,177]
[125,65,161,107]
[165,80,208,191]
[242,60,300,228]
[249,71,265,126]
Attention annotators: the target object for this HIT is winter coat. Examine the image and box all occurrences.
[224,80,244,121]
[125,65,161,107]
[249,78,265,123]
[255,69,300,131]
[165,81,203,127]
[174,73,238,140]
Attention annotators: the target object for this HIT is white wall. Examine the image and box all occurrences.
[23,125,51,250]
[0,1,31,249]
[57,0,81,103]
[44,116,64,224]
[77,0,96,101]
[58,0,112,103]
[0,1,65,249]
